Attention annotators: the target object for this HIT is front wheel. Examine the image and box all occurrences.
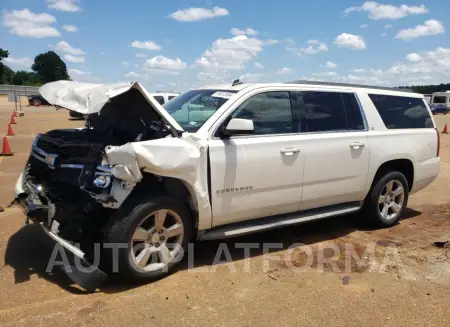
[363,171,409,227]
[104,196,193,283]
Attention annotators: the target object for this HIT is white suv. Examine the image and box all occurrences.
[13,79,440,288]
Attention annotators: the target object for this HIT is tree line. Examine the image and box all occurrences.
[398,83,450,94]
[0,48,71,86]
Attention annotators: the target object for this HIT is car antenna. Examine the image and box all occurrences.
[232,79,243,86]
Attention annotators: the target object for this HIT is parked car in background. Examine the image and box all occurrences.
[28,94,50,106]
[430,91,450,115]
[67,92,179,119]
[148,92,180,105]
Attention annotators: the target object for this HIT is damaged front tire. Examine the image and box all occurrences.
[103,196,192,283]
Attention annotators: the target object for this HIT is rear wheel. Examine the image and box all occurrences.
[32,99,41,106]
[363,171,409,227]
[104,196,192,283]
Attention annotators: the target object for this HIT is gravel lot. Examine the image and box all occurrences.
[0,104,450,327]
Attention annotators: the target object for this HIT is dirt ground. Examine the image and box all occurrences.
[0,103,450,327]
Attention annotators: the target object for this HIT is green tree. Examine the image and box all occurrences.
[0,48,10,84]
[12,71,41,86]
[31,51,70,83]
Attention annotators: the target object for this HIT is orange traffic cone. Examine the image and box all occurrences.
[443,124,449,134]
[12,110,18,118]
[0,136,13,156]
[7,123,14,136]
[10,115,17,124]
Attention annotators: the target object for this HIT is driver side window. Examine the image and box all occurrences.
[231,91,293,135]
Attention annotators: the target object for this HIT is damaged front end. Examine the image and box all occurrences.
[12,80,197,291]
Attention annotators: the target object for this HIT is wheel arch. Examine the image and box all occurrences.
[125,172,200,233]
[369,159,414,194]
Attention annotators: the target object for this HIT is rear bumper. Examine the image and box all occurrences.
[411,157,440,194]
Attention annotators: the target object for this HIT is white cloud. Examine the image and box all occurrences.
[324,61,338,69]
[2,8,60,38]
[284,38,296,45]
[360,24,369,28]
[239,73,264,82]
[68,68,89,76]
[335,33,366,50]
[230,27,258,36]
[345,47,450,86]
[136,53,147,58]
[264,39,279,45]
[64,54,85,63]
[395,19,445,40]
[384,24,393,28]
[195,35,276,71]
[52,41,85,55]
[312,71,338,77]
[344,2,428,20]
[406,53,422,62]
[131,40,161,51]
[3,56,33,68]
[122,61,129,66]
[380,32,387,37]
[169,7,229,22]
[254,62,264,69]
[276,67,293,75]
[287,40,328,56]
[47,0,81,12]
[125,71,140,78]
[62,24,77,32]
[143,55,186,74]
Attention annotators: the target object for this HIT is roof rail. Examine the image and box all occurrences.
[284,80,414,93]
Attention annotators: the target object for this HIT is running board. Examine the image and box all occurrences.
[198,203,362,241]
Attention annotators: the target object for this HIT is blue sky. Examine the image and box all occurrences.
[1,0,449,91]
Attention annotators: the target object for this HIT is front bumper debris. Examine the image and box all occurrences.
[13,177,107,292]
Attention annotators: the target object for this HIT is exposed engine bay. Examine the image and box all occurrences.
[19,87,178,247]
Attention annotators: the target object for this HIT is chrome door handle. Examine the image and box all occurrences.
[350,142,365,149]
[280,147,300,155]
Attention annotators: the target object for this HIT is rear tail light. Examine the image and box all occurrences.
[436,127,440,157]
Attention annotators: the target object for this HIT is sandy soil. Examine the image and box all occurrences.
[0,104,450,327]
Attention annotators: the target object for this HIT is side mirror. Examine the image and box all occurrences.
[223,118,254,136]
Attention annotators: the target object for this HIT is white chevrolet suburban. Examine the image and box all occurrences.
[12,79,440,289]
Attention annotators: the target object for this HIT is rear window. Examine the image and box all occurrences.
[369,94,433,129]
[433,96,448,104]
[153,95,165,105]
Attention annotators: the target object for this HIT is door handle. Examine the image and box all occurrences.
[350,142,365,149]
[280,147,300,155]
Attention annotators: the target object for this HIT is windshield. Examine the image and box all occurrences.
[433,96,448,104]
[163,89,238,132]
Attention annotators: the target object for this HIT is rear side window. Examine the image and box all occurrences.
[299,91,348,132]
[433,96,447,104]
[168,95,176,100]
[153,96,165,105]
[369,94,433,129]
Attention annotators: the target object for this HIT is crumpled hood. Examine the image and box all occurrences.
[39,80,184,133]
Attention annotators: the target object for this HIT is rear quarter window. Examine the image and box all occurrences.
[368,94,433,129]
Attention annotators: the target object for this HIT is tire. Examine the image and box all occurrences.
[362,171,409,227]
[32,99,41,106]
[104,196,193,283]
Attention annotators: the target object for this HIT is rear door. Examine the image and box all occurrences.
[296,90,370,211]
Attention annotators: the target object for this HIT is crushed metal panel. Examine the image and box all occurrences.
[105,133,212,229]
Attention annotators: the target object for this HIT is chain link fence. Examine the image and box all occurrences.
[0,85,41,114]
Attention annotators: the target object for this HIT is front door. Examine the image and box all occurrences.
[208,91,305,227]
